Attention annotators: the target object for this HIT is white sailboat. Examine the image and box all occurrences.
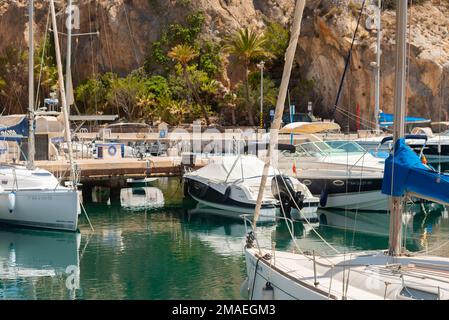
[244,0,449,300]
[0,0,80,232]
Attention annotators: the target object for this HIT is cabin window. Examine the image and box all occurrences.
[32,172,52,176]
[399,287,439,300]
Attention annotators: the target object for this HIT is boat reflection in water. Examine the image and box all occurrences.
[91,186,111,204]
[316,202,449,252]
[120,187,165,210]
[186,204,319,257]
[0,226,81,299]
[317,209,414,237]
[186,204,277,257]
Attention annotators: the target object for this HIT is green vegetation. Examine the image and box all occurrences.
[0,35,57,114]
[224,28,273,126]
[74,18,298,126]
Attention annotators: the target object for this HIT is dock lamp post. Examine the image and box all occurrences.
[257,61,265,129]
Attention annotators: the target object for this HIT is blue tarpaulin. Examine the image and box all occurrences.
[379,112,430,128]
[0,115,28,141]
[382,138,449,206]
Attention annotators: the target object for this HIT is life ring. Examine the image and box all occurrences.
[108,145,117,156]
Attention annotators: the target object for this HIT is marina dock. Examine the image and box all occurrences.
[35,156,210,183]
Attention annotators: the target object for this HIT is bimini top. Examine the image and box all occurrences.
[279,121,341,134]
[187,155,276,183]
[379,112,430,128]
[381,138,449,206]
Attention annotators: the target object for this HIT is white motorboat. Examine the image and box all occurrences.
[183,155,319,222]
[277,139,388,211]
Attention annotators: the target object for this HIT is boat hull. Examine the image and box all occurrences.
[296,176,388,211]
[0,189,79,231]
[184,178,278,221]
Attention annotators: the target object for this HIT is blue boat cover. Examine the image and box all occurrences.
[379,113,430,128]
[0,115,28,141]
[382,138,449,205]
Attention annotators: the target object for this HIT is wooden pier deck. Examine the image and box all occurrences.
[35,156,211,182]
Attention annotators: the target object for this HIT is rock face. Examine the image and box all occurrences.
[1,0,448,128]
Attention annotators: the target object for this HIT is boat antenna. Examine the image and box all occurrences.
[27,0,35,170]
[389,0,408,256]
[330,0,367,120]
[252,0,306,230]
[50,0,76,188]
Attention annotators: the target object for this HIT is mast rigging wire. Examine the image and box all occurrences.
[330,0,367,120]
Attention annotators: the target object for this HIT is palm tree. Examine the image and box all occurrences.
[225,28,271,126]
[168,44,210,125]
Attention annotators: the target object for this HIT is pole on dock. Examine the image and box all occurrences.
[258,61,265,129]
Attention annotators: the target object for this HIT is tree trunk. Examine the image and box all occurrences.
[243,62,254,126]
[183,67,210,126]
[231,105,236,125]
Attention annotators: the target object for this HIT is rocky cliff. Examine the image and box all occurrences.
[1,0,448,127]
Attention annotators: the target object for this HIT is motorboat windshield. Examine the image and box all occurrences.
[291,140,368,158]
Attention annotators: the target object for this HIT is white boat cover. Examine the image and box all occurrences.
[187,156,276,183]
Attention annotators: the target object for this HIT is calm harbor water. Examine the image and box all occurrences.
[1,177,449,299]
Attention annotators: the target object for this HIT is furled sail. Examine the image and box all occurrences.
[382,138,449,206]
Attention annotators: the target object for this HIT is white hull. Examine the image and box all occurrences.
[244,247,449,300]
[0,189,79,231]
[323,190,389,211]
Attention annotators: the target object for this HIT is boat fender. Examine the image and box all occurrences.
[262,282,274,300]
[8,192,16,213]
[221,186,232,202]
[319,189,328,207]
[199,184,209,198]
[183,181,190,197]
[239,278,250,300]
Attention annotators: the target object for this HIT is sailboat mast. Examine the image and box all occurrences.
[27,0,35,169]
[388,0,408,256]
[252,0,306,229]
[65,0,73,111]
[374,0,381,132]
[50,0,76,187]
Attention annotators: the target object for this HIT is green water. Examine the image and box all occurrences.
[1,177,449,299]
